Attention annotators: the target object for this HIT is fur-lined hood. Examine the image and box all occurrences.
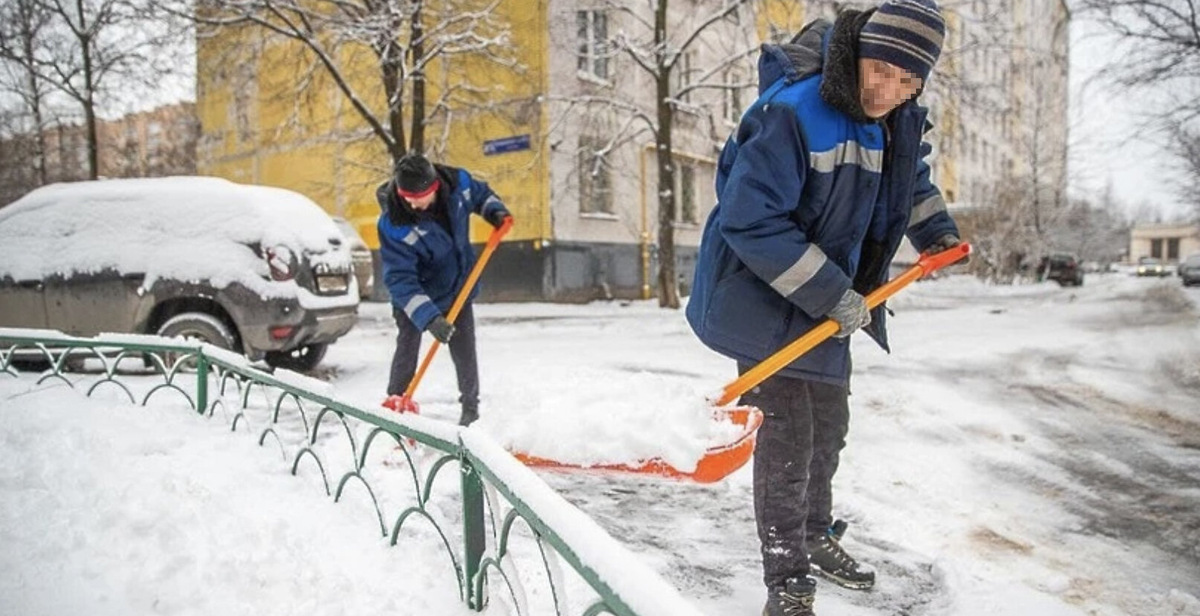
[755,9,879,124]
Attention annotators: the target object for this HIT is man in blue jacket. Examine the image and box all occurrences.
[685,1,964,614]
[377,152,511,426]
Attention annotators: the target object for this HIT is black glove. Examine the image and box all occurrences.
[827,288,871,338]
[926,233,970,264]
[426,315,456,343]
[484,208,512,229]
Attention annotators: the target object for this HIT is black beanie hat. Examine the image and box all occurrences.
[393,153,438,197]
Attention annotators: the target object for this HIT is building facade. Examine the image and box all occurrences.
[0,103,200,207]
[1130,223,1200,264]
[195,0,1070,302]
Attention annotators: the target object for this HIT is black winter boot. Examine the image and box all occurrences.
[458,403,479,426]
[762,576,817,616]
[807,519,875,590]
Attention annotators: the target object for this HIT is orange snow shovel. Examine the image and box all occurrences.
[515,242,972,483]
[383,216,514,415]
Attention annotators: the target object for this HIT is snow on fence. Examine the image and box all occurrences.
[0,328,706,616]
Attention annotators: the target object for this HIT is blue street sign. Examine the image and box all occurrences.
[483,134,531,156]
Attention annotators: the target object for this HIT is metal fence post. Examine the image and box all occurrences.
[461,455,486,611]
[196,351,209,414]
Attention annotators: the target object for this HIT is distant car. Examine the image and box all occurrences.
[1179,254,1200,287]
[332,217,374,300]
[0,177,359,372]
[1136,257,1170,277]
[1039,253,1084,286]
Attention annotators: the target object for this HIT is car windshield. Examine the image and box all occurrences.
[1139,258,1160,265]
[1186,255,1200,266]
[332,218,367,251]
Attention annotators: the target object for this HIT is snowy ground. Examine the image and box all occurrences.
[3,273,1199,615]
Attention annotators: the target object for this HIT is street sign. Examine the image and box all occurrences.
[483,134,531,156]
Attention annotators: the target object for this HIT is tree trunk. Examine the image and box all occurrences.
[653,0,679,309]
[75,0,98,180]
[380,45,406,163]
[409,0,425,155]
[18,0,46,184]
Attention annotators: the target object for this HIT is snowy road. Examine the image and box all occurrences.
[3,273,1198,615]
[323,273,1200,615]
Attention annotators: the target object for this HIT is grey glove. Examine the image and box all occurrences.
[926,233,969,264]
[827,288,871,338]
[426,315,456,343]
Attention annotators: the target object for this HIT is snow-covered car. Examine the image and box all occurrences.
[332,217,374,300]
[0,177,359,371]
[1179,254,1200,287]
[1136,257,1170,277]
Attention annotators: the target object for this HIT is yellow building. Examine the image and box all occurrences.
[195,1,819,301]
[196,0,1065,301]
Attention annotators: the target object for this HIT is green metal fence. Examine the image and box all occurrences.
[0,328,705,616]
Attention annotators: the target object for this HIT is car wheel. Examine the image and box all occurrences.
[156,312,237,369]
[264,343,328,373]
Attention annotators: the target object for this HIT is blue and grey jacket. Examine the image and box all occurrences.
[376,164,509,330]
[686,13,959,386]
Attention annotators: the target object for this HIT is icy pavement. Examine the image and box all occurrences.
[3,273,1199,615]
[324,273,1200,616]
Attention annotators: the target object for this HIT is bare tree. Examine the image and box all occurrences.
[10,0,188,180]
[0,0,54,185]
[1074,0,1200,220]
[190,0,515,164]
[1049,188,1131,263]
[1075,0,1200,123]
[553,0,753,308]
[1166,121,1200,221]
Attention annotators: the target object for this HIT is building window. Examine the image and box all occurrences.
[724,68,743,123]
[1151,238,1163,259]
[578,135,612,215]
[1168,238,1180,260]
[676,51,695,103]
[676,161,697,224]
[147,121,163,151]
[577,10,608,80]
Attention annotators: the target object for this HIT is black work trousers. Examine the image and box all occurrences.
[739,366,850,589]
[387,303,479,410]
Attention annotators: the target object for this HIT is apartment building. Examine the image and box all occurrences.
[0,103,200,207]
[195,0,1069,301]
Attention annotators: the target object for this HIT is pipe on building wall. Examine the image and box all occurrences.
[640,145,651,300]
[639,143,717,301]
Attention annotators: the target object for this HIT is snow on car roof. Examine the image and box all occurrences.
[0,177,346,292]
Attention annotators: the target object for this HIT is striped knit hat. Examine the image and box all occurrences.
[859,0,946,81]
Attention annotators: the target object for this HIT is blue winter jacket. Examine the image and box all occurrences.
[377,164,509,330]
[686,17,959,386]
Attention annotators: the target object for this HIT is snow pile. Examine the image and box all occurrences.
[0,380,470,616]
[479,367,743,473]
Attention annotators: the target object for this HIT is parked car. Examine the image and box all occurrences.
[1136,256,1170,277]
[1179,254,1200,287]
[332,217,374,300]
[1038,253,1084,286]
[0,177,359,372]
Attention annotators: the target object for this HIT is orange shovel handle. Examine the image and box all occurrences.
[713,242,971,407]
[403,216,514,399]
